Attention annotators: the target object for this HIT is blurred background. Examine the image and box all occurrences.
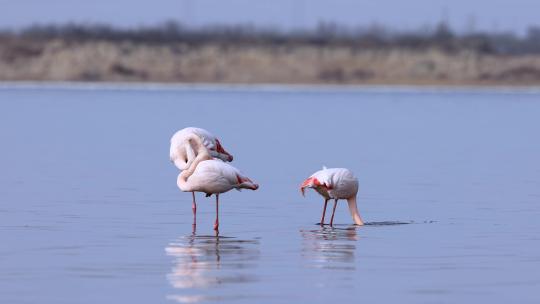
[1,0,540,85]
[2,2,540,304]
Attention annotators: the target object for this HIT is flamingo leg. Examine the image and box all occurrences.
[192,191,197,226]
[320,199,329,226]
[214,194,220,231]
[329,199,338,227]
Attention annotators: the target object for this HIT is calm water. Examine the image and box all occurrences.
[1,84,540,303]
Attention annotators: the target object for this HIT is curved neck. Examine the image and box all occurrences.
[182,134,212,180]
[346,196,364,226]
[177,170,191,192]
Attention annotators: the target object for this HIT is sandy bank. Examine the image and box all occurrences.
[2,39,540,85]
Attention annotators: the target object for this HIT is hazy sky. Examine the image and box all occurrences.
[1,0,538,33]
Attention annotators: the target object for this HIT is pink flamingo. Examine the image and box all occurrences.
[170,127,234,223]
[177,159,258,231]
[170,127,233,170]
[300,167,364,226]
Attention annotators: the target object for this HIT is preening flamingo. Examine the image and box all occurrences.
[177,159,259,231]
[170,127,234,224]
[300,167,364,226]
[170,127,233,170]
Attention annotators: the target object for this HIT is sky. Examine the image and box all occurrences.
[1,0,539,33]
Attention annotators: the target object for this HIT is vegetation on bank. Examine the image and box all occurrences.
[2,21,540,54]
[1,22,540,85]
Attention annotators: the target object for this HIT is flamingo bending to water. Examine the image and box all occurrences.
[177,159,259,231]
[300,167,364,226]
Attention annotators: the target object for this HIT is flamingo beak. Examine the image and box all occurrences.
[215,139,233,162]
[300,177,317,197]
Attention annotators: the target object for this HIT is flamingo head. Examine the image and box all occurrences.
[300,177,321,196]
[214,139,233,162]
[236,174,259,191]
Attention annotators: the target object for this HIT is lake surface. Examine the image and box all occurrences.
[1,83,539,303]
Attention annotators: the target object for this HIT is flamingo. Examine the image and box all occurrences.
[170,127,233,171]
[177,159,259,231]
[300,167,364,226]
[170,127,234,223]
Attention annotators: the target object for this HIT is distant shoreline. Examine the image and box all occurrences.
[3,23,540,86]
[2,40,540,86]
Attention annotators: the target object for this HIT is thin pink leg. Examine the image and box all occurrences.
[320,199,329,226]
[192,192,197,227]
[329,199,338,227]
[213,194,220,231]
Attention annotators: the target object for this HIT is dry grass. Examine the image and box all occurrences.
[2,39,540,85]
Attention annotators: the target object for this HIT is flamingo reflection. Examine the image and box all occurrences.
[300,226,359,270]
[165,232,260,301]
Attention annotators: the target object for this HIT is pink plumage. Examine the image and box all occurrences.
[300,167,364,226]
[177,159,258,194]
[170,127,257,232]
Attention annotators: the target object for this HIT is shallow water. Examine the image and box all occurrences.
[1,84,540,303]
